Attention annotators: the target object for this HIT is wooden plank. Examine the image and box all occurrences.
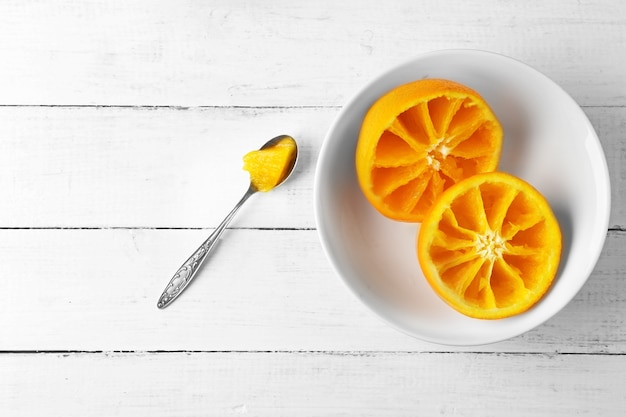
[0,106,333,229]
[1,351,625,416]
[0,0,624,107]
[0,228,623,353]
[0,106,622,228]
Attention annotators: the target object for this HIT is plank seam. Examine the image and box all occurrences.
[0,104,622,109]
[0,227,317,231]
[0,227,621,231]
[0,104,342,110]
[1,350,623,356]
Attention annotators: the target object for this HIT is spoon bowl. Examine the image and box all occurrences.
[253,134,299,191]
[157,135,298,309]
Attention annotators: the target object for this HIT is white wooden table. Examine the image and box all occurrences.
[1,1,625,415]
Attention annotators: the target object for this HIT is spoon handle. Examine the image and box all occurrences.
[157,187,256,309]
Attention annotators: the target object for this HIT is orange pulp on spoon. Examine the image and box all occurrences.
[243,136,297,191]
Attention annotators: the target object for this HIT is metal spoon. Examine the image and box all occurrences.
[157,135,298,309]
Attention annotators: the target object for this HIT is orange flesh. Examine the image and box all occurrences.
[417,172,562,319]
[243,137,296,192]
[356,79,503,222]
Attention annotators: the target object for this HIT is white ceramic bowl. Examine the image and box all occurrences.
[314,50,611,346]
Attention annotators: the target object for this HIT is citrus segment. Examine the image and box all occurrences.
[356,79,503,222]
[243,137,297,192]
[417,172,562,319]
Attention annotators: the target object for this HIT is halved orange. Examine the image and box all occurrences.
[356,78,503,222]
[417,172,562,319]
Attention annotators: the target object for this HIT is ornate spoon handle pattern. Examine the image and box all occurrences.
[157,187,256,309]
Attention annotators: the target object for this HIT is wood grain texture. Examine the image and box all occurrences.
[1,0,625,415]
[0,106,623,228]
[0,228,623,353]
[2,352,625,416]
[0,0,624,107]
[0,106,329,228]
